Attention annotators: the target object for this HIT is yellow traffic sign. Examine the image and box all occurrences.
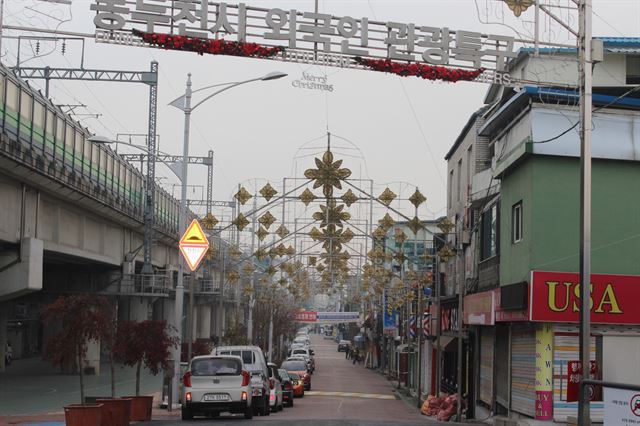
[180,219,208,245]
[179,219,209,271]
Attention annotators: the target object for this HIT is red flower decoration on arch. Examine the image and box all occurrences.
[354,57,485,83]
[132,29,284,58]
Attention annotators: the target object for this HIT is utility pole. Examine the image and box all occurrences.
[578,0,593,425]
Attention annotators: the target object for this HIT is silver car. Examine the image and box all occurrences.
[181,355,253,420]
[267,362,284,412]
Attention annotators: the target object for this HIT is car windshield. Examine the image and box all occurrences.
[281,361,307,371]
[191,358,241,376]
[278,369,290,380]
[289,372,300,379]
[292,349,307,354]
[218,350,254,367]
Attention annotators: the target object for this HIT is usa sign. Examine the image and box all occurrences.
[529,271,640,325]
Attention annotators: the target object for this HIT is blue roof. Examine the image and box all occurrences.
[596,37,640,45]
[518,37,640,55]
[525,86,640,108]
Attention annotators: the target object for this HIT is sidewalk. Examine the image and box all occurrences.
[0,357,171,424]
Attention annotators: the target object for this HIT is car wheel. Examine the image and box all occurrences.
[288,398,294,407]
[244,406,254,419]
[181,408,193,420]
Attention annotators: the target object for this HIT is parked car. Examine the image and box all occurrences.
[267,362,284,412]
[281,359,311,391]
[181,355,253,420]
[290,348,315,372]
[213,345,270,416]
[278,369,295,407]
[287,355,313,374]
[337,340,351,352]
[288,372,305,397]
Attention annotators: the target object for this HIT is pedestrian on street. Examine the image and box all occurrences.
[352,348,359,365]
[345,346,350,359]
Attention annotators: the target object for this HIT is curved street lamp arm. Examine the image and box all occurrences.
[191,77,263,111]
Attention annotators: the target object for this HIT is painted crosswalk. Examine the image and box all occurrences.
[305,391,397,400]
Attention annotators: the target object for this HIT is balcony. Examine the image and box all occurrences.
[195,279,220,295]
[478,256,500,290]
[114,274,172,297]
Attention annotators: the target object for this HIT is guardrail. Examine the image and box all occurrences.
[118,274,171,296]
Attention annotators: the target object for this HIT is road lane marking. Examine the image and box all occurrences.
[305,391,396,400]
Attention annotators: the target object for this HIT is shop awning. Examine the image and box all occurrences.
[431,336,457,351]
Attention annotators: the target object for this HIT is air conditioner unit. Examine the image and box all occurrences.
[461,230,471,246]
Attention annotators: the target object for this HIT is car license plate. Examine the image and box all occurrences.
[203,394,230,402]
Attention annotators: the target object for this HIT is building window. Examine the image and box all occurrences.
[481,203,499,260]
[448,169,454,208]
[626,56,640,84]
[512,201,523,243]
[457,159,462,202]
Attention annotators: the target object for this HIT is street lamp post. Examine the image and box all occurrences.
[169,71,287,408]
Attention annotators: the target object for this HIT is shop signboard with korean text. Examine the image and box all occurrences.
[90,1,516,84]
[566,360,601,402]
[463,290,495,325]
[293,311,359,323]
[604,387,640,425]
[529,271,640,325]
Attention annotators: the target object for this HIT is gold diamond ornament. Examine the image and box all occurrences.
[254,248,267,261]
[394,229,407,245]
[438,217,455,234]
[309,256,317,266]
[201,213,219,230]
[438,243,455,263]
[259,183,278,201]
[373,226,387,240]
[227,270,240,283]
[234,186,252,205]
[255,226,269,242]
[298,188,316,206]
[409,188,427,208]
[340,189,359,207]
[258,211,277,229]
[407,216,424,235]
[309,227,322,241]
[232,213,250,231]
[275,225,290,239]
[378,187,397,206]
[378,213,395,231]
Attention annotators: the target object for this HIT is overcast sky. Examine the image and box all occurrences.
[2,0,638,222]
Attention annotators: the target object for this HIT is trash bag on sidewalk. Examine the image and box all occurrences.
[420,395,435,415]
[436,394,459,422]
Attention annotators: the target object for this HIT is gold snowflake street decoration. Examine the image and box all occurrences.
[242,263,255,276]
[316,264,325,273]
[378,213,396,231]
[265,265,277,276]
[232,213,250,231]
[201,213,219,230]
[258,211,277,229]
[409,189,427,208]
[309,227,322,241]
[340,189,359,207]
[304,150,352,197]
[438,243,455,263]
[275,225,290,239]
[312,200,351,228]
[438,217,455,234]
[505,0,533,17]
[395,251,406,264]
[259,183,278,201]
[255,226,269,242]
[378,187,397,206]
[234,186,252,205]
[407,216,424,235]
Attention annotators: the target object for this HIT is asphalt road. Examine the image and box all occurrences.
[137,333,428,425]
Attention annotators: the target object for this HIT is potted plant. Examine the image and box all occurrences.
[115,320,178,421]
[42,294,108,426]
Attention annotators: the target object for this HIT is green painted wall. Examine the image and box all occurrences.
[500,155,640,285]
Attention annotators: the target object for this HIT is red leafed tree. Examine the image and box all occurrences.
[180,340,213,363]
[114,320,178,396]
[42,294,111,404]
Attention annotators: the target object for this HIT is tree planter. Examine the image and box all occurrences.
[124,395,153,421]
[64,403,103,426]
[97,398,132,426]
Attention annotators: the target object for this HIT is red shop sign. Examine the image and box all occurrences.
[566,360,601,402]
[294,311,317,323]
[530,271,640,324]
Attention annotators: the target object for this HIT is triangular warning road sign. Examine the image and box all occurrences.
[180,219,209,246]
[180,244,209,271]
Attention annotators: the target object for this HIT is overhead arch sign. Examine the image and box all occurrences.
[91,1,517,84]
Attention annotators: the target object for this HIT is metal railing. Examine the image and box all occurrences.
[195,279,220,294]
[118,274,171,295]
